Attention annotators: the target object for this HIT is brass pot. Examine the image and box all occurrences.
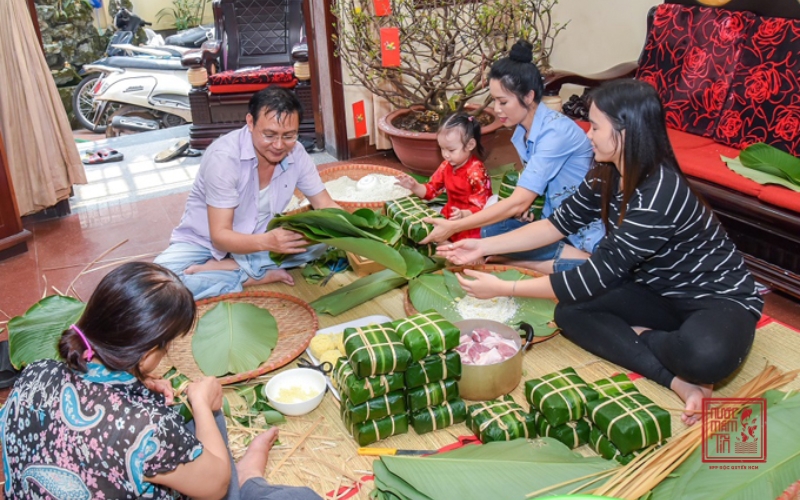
[455,319,524,401]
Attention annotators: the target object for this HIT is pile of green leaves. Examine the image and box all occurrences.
[192,302,279,377]
[269,208,439,278]
[310,268,410,316]
[372,437,616,499]
[723,143,800,192]
[7,295,86,370]
[408,269,557,336]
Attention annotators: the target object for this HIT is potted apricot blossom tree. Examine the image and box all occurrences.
[332,0,566,174]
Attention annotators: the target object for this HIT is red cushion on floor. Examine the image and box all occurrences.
[208,66,295,86]
[673,143,764,197]
[208,80,298,95]
[667,128,717,150]
[757,185,800,213]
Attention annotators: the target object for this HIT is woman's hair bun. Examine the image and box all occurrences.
[509,40,534,64]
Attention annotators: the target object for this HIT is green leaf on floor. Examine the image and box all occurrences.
[192,302,278,377]
[8,295,86,370]
[310,268,409,316]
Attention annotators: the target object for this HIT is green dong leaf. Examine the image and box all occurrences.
[8,295,86,370]
[192,302,279,377]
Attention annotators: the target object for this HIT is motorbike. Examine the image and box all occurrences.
[72,7,210,136]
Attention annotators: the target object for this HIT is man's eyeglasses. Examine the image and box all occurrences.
[262,133,299,145]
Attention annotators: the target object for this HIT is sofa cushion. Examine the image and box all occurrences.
[672,142,764,198]
[208,66,296,85]
[714,17,800,157]
[758,185,800,213]
[208,80,298,95]
[636,4,755,138]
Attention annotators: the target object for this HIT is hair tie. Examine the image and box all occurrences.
[71,324,94,361]
[468,116,473,122]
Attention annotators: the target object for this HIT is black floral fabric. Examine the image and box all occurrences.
[0,360,203,499]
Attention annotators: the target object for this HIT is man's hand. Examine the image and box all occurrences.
[436,238,485,265]
[264,227,309,254]
[144,377,175,405]
[186,376,223,412]
[455,269,510,299]
[420,217,458,244]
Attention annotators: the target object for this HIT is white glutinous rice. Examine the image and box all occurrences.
[285,195,311,212]
[455,295,518,324]
[285,174,411,211]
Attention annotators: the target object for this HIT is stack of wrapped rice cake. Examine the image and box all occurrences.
[587,374,671,464]
[338,322,412,446]
[394,311,465,435]
[525,367,598,449]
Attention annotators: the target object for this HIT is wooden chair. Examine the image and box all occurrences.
[182,0,314,149]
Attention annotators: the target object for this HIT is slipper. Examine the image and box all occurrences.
[180,148,202,158]
[155,139,190,163]
[82,148,124,165]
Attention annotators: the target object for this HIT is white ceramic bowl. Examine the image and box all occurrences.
[264,368,327,416]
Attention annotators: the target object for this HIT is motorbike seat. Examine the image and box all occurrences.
[100,56,186,71]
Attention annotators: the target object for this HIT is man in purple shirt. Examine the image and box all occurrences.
[155,87,340,299]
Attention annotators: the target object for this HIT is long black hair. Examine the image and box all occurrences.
[58,262,196,379]
[488,40,545,107]
[439,112,485,160]
[587,79,681,229]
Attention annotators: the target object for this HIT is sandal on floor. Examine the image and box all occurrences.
[154,139,190,163]
[82,148,124,165]
[181,148,202,157]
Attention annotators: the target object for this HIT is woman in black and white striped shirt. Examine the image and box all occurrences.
[438,79,763,426]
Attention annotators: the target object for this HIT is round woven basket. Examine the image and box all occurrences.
[156,291,319,385]
[403,264,560,345]
[286,163,408,215]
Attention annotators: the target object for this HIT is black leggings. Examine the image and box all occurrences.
[554,281,758,388]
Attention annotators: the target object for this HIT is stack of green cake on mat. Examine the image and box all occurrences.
[525,367,599,449]
[587,374,671,464]
[466,395,536,443]
[394,310,466,435]
[339,322,412,446]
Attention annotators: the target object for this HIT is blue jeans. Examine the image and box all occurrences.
[186,412,322,500]
[481,218,586,273]
[154,242,327,299]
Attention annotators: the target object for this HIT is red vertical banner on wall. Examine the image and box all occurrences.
[352,100,368,138]
[373,0,391,16]
[380,27,401,68]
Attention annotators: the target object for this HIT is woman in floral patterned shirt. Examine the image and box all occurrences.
[0,262,320,500]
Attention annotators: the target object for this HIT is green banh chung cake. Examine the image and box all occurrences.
[404,351,462,389]
[525,367,599,427]
[410,399,467,435]
[344,322,412,378]
[406,378,460,412]
[498,170,544,219]
[332,358,406,406]
[588,374,671,455]
[385,196,441,244]
[392,310,461,362]
[340,391,407,425]
[466,395,537,443]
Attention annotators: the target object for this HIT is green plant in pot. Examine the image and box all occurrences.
[332,0,566,174]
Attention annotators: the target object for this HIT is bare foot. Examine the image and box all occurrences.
[243,269,294,287]
[236,427,279,486]
[185,258,240,275]
[671,377,713,426]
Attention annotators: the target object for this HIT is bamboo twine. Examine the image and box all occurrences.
[592,366,798,499]
[81,252,160,274]
[268,417,323,478]
[312,457,363,485]
[66,239,129,297]
[525,468,620,498]
[332,476,343,500]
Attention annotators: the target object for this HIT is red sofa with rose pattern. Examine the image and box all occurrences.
[546,0,800,299]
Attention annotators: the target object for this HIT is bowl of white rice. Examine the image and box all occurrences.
[284,164,411,215]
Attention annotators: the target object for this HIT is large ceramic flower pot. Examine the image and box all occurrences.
[378,104,503,176]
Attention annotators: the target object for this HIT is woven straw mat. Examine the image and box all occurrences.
[403,264,560,345]
[155,291,318,385]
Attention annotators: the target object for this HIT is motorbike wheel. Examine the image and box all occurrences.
[105,106,160,138]
[72,75,118,133]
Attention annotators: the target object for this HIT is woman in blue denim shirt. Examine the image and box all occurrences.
[422,40,604,273]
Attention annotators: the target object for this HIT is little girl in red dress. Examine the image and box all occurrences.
[397,112,492,241]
